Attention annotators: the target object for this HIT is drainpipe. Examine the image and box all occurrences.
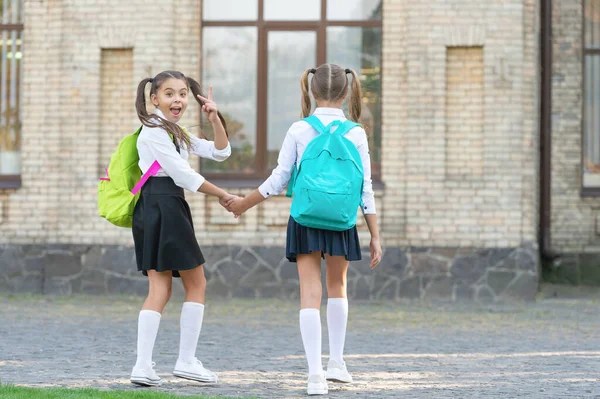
[540,0,557,261]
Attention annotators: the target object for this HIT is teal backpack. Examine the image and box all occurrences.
[286,115,364,231]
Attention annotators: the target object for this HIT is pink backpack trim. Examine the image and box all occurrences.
[131,160,161,195]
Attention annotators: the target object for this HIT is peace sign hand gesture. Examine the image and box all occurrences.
[197,86,219,123]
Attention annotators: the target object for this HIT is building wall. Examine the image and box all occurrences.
[0,0,541,300]
[546,0,600,285]
[550,0,600,252]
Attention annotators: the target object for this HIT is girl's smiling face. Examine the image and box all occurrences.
[151,78,189,123]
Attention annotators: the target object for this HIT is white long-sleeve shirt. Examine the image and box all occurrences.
[258,107,376,214]
[137,109,231,192]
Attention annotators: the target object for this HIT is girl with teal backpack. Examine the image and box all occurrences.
[226,64,383,396]
[126,71,236,387]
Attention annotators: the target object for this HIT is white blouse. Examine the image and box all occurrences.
[258,107,376,214]
[137,109,231,192]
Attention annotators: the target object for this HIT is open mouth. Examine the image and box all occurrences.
[171,107,182,117]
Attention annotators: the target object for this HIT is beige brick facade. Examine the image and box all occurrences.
[382,0,539,248]
[0,0,539,250]
[0,0,547,300]
[445,46,484,180]
[550,0,600,254]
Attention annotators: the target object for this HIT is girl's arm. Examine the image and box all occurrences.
[226,125,299,215]
[144,127,206,192]
[197,180,236,203]
[207,112,229,151]
[356,128,376,215]
[364,214,382,269]
[189,134,231,161]
[191,91,231,160]
[227,189,266,215]
[356,129,381,268]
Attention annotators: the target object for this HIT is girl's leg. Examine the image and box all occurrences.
[324,254,353,383]
[178,265,207,363]
[142,270,173,312]
[174,265,217,383]
[324,254,349,364]
[131,270,172,386]
[297,252,324,376]
[137,270,172,366]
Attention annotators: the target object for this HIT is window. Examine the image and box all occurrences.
[201,0,382,180]
[0,0,23,188]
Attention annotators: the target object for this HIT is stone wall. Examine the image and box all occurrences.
[0,243,538,301]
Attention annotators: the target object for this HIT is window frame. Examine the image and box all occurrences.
[201,0,382,182]
[0,1,24,189]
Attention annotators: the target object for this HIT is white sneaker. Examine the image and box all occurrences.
[130,362,161,386]
[326,359,353,383]
[307,372,328,395]
[173,358,218,383]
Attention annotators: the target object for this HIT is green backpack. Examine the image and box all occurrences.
[97,126,161,228]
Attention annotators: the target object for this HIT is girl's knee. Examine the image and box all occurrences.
[182,269,207,293]
[197,271,207,286]
[301,284,322,300]
[326,278,345,291]
[149,285,172,301]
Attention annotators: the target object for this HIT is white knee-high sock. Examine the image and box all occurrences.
[178,302,205,363]
[136,310,161,367]
[327,298,348,364]
[299,308,323,376]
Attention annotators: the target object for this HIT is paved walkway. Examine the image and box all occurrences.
[1,287,600,398]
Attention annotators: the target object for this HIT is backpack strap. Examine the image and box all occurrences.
[303,116,359,137]
[303,115,329,134]
[131,160,161,195]
[332,120,360,136]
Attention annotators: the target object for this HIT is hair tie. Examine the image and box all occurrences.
[345,68,351,74]
[310,68,316,74]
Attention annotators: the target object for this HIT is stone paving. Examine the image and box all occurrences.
[1,288,600,398]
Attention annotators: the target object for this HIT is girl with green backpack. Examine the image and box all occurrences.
[129,70,236,387]
[226,64,383,396]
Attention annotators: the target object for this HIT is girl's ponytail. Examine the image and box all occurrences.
[347,68,362,123]
[135,76,191,149]
[187,77,228,138]
[300,68,313,118]
[135,77,154,127]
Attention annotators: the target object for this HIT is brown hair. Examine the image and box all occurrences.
[135,70,227,148]
[300,63,362,122]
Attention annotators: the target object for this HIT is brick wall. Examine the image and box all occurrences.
[99,49,134,177]
[445,46,484,180]
[382,0,538,248]
[551,0,600,253]
[0,0,541,299]
[0,0,202,246]
[0,0,540,249]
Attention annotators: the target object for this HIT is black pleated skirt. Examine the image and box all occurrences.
[285,216,362,263]
[132,177,205,277]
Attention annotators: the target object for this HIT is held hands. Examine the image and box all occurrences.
[225,196,247,218]
[218,193,246,218]
[197,86,219,123]
[219,193,239,216]
[218,192,381,268]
